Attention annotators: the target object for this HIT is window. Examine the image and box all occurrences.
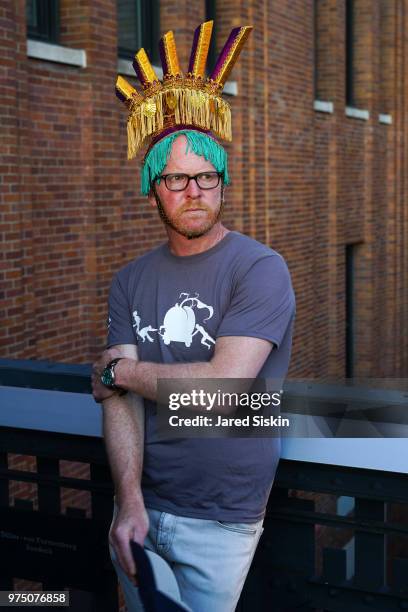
[345,244,355,378]
[379,0,392,115]
[117,0,160,64]
[313,0,321,99]
[313,0,336,103]
[26,0,59,44]
[345,0,355,106]
[205,0,217,75]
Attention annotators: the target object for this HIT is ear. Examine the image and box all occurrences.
[147,184,157,208]
[148,191,156,208]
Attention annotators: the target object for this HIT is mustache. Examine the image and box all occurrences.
[177,203,211,214]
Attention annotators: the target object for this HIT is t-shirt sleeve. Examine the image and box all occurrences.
[106,272,137,348]
[216,255,296,349]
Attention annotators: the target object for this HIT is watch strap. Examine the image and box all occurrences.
[101,357,127,395]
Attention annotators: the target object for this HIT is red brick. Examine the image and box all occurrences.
[0,0,406,380]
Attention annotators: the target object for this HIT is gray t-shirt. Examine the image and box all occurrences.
[107,231,296,522]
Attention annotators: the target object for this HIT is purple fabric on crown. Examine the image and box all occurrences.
[159,39,169,76]
[210,27,241,82]
[132,58,148,87]
[115,88,127,104]
[188,25,201,73]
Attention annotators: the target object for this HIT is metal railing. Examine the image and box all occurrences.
[0,359,117,611]
[239,460,408,611]
[1,359,407,611]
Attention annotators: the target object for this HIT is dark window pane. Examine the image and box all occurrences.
[26,0,59,44]
[345,244,355,378]
[205,0,217,75]
[118,0,160,64]
[345,0,354,106]
[118,0,141,55]
[313,0,317,98]
[26,0,38,28]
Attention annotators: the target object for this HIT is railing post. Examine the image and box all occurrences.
[37,457,61,514]
[0,450,12,590]
[354,498,386,590]
[37,456,64,591]
[89,463,118,612]
[0,451,8,505]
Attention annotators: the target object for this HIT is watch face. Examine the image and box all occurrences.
[101,367,114,388]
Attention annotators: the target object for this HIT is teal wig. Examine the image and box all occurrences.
[141,129,230,196]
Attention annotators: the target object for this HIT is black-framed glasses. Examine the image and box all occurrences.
[157,172,222,192]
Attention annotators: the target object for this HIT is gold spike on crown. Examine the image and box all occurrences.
[116,22,253,159]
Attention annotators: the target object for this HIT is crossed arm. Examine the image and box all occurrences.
[92,335,274,403]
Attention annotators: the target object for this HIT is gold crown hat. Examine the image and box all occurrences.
[115,22,253,160]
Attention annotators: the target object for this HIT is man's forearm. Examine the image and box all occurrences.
[117,360,215,402]
[102,392,145,506]
[112,336,273,403]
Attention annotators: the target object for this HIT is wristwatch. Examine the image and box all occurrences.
[100,358,127,395]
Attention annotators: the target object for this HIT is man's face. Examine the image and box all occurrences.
[149,135,224,239]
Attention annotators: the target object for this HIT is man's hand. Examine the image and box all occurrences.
[91,347,124,403]
[109,496,149,586]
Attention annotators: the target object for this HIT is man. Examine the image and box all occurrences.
[92,23,296,612]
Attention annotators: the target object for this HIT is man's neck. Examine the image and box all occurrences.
[166,223,230,257]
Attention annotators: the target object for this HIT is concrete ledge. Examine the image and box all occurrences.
[345,106,370,121]
[281,438,408,474]
[379,113,392,125]
[117,58,238,96]
[223,81,238,96]
[313,100,334,114]
[27,39,87,68]
[0,386,101,437]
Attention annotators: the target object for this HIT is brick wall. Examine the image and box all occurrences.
[1,1,408,606]
[1,1,407,372]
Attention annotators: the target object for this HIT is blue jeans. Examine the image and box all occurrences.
[109,504,264,612]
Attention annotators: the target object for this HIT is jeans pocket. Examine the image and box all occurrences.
[215,521,258,536]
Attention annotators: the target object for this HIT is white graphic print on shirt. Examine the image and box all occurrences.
[132,292,215,349]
